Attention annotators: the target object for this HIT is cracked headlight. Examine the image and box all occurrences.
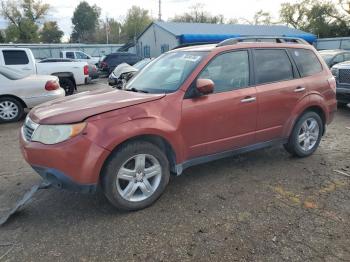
[32,123,87,145]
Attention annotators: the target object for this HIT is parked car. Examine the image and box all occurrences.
[99,52,141,74]
[40,58,99,82]
[108,58,153,88]
[60,50,100,65]
[330,62,350,106]
[319,50,350,68]
[0,66,64,122]
[20,39,337,211]
[0,48,90,95]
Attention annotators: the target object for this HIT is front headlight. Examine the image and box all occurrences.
[32,123,87,145]
[331,67,339,77]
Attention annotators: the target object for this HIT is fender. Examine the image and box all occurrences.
[51,72,76,83]
[282,93,327,137]
[85,116,185,164]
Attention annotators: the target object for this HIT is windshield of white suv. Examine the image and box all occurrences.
[0,66,26,80]
[125,51,208,94]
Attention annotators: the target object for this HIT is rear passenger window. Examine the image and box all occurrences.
[254,49,293,85]
[290,49,323,77]
[66,52,75,59]
[3,50,29,65]
[198,51,250,93]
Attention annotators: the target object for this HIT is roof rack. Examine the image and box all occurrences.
[216,36,308,47]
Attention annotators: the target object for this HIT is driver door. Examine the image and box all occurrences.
[181,50,257,160]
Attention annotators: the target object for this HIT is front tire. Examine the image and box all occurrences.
[284,111,323,157]
[0,97,24,123]
[102,141,170,211]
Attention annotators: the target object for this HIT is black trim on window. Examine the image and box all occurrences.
[184,49,253,99]
[252,48,296,86]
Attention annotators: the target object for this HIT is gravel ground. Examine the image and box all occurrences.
[0,79,349,261]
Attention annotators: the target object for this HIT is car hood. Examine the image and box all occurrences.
[332,61,350,68]
[29,88,165,124]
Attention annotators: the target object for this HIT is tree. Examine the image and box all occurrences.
[171,4,224,24]
[280,0,350,37]
[121,6,152,42]
[252,10,273,25]
[94,18,122,44]
[0,0,50,42]
[40,21,63,43]
[0,30,4,42]
[71,1,100,43]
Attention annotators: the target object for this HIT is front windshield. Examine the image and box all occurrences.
[0,66,26,80]
[126,51,208,93]
[133,59,151,70]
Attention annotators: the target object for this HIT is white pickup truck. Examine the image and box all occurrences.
[0,48,90,95]
[60,50,100,65]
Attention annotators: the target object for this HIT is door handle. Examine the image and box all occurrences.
[294,86,306,93]
[22,68,32,71]
[241,96,256,103]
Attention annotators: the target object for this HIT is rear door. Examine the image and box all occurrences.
[253,48,306,142]
[0,49,35,75]
[181,50,257,159]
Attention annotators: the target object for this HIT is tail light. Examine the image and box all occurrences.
[328,77,336,93]
[84,65,89,75]
[45,80,59,91]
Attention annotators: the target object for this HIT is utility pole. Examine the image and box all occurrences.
[106,16,109,44]
[158,0,162,21]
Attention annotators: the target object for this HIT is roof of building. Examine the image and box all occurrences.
[138,21,316,44]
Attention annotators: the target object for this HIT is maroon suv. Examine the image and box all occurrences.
[20,39,337,211]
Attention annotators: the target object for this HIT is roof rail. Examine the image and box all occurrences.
[172,42,215,50]
[216,36,308,47]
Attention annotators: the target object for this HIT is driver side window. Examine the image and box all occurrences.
[198,51,250,93]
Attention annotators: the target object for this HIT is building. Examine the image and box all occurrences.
[136,21,316,58]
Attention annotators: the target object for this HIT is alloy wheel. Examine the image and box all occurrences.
[298,118,320,151]
[116,154,162,202]
[0,101,19,120]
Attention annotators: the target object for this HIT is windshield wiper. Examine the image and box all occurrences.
[126,87,149,93]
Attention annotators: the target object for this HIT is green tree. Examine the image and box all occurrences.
[0,0,50,42]
[94,18,122,44]
[0,30,4,42]
[40,21,63,43]
[71,1,100,43]
[280,0,350,37]
[171,4,224,24]
[121,6,152,42]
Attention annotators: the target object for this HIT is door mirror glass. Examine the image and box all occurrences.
[196,79,214,95]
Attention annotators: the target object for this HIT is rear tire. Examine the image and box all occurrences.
[284,111,323,158]
[59,78,75,96]
[0,97,24,123]
[101,141,170,211]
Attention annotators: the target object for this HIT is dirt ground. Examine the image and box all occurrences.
[0,80,350,261]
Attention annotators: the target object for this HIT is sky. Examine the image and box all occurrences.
[0,0,332,40]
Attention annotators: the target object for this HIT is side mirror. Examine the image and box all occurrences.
[196,79,214,95]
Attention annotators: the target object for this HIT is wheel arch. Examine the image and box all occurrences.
[286,104,327,138]
[100,134,178,183]
[51,73,77,89]
[0,94,27,108]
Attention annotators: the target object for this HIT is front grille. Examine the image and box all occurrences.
[22,117,38,142]
[338,69,350,84]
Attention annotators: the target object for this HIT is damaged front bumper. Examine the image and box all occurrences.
[32,166,97,194]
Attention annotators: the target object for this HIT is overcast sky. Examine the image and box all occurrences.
[0,0,334,40]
